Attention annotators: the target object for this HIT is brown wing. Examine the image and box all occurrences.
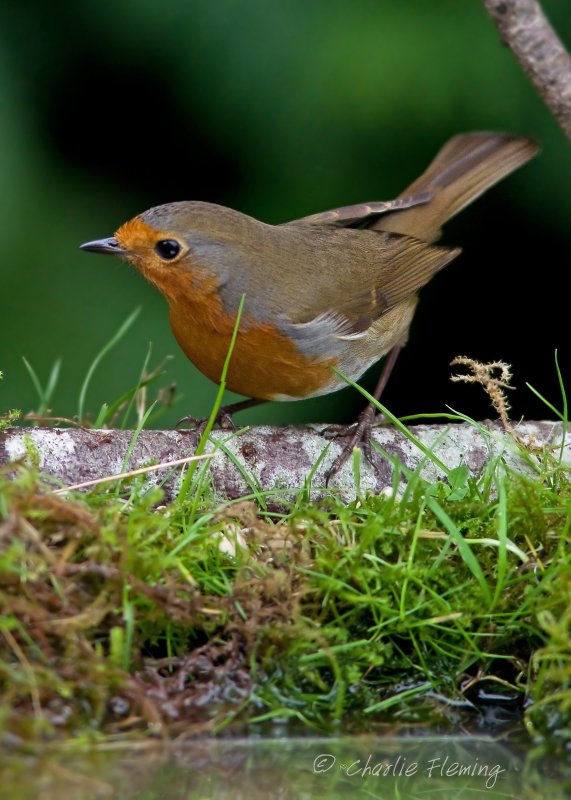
[278,224,460,334]
[323,234,460,333]
[278,229,460,360]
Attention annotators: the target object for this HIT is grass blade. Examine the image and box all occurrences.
[77,307,141,423]
[427,496,492,607]
[177,295,245,504]
[22,358,62,417]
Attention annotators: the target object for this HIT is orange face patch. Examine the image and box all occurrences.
[114,217,202,301]
[115,217,159,252]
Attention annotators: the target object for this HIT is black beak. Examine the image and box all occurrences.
[79,237,128,256]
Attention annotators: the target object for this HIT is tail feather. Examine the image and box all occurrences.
[372,132,539,242]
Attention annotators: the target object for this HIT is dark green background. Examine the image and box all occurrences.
[1,1,569,427]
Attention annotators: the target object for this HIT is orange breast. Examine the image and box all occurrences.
[163,271,337,400]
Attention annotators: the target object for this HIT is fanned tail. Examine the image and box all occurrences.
[372,132,539,242]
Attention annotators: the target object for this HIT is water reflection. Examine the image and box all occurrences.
[1,735,568,799]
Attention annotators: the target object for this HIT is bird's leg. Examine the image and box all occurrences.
[324,345,402,485]
[177,397,266,434]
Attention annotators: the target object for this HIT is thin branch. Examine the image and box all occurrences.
[483,0,571,139]
[1,423,568,502]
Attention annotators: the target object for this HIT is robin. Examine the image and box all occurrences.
[81,132,538,481]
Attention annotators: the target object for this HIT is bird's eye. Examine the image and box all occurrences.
[155,239,181,260]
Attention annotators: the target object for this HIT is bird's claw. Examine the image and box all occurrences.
[176,414,202,429]
[176,409,238,436]
[218,412,238,430]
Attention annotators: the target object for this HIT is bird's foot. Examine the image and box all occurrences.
[322,407,386,485]
[176,397,263,436]
[176,408,237,437]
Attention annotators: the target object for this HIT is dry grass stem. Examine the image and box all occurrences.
[53,453,212,495]
[451,356,514,433]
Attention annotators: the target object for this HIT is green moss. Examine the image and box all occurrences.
[0,433,569,750]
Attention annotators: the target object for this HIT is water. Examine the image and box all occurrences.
[2,734,569,799]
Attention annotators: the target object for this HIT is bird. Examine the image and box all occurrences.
[80,131,538,482]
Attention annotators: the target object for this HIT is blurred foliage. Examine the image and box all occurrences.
[0,0,569,427]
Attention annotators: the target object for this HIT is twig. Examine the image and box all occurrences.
[483,0,571,139]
